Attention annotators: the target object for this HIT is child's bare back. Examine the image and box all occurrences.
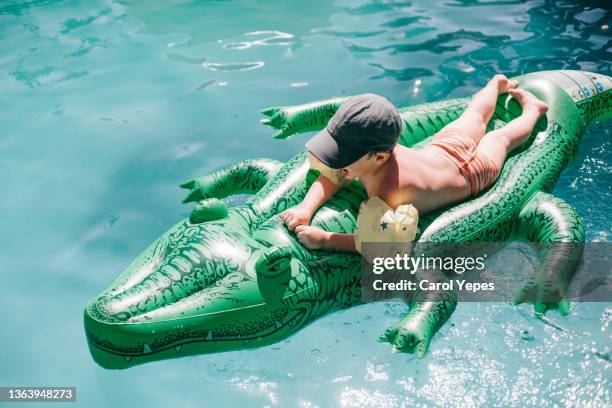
[357,144,468,214]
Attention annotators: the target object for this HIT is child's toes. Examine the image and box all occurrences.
[493,73,508,82]
[508,88,524,99]
[508,79,519,90]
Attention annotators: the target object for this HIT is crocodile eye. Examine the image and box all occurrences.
[271,264,280,271]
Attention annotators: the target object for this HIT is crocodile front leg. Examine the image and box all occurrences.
[260,97,348,139]
[180,158,284,223]
[512,191,585,315]
[378,267,457,358]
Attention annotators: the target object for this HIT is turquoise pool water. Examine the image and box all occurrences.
[1,0,610,406]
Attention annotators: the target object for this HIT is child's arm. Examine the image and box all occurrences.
[301,175,341,214]
[322,232,356,253]
[294,225,357,253]
[281,175,341,230]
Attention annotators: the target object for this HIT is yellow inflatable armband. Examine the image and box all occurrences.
[354,196,419,262]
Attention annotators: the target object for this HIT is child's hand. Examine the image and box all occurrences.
[280,206,313,231]
[294,225,330,250]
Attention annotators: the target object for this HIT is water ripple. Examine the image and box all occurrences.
[345,29,512,55]
[310,28,386,38]
[344,1,414,16]
[244,30,295,46]
[60,7,112,34]
[10,65,89,88]
[202,61,264,72]
[380,15,427,28]
[0,0,63,16]
[367,63,433,81]
[165,53,206,65]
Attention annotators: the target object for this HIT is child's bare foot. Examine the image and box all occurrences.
[491,74,519,94]
[508,88,549,117]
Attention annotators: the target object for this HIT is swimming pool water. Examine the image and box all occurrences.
[0,1,610,407]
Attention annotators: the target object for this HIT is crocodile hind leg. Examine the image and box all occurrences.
[180,158,284,223]
[512,191,585,315]
[378,267,457,358]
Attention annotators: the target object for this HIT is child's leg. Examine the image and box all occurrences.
[476,88,549,170]
[467,74,518,126]
[437,74,518,145]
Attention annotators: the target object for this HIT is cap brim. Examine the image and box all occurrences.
[305,128,366,169]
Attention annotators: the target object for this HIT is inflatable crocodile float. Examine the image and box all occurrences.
[84,70,611,369]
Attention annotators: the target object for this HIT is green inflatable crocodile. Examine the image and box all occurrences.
[84,70,611,369]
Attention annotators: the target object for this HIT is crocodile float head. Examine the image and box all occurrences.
[84,70,611,368]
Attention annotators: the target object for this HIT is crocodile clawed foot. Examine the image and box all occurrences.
[513,276,571,316]
[378,316,433,358]
[180,176,211,203]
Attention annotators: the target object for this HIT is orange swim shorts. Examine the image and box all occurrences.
[429,126,500,196]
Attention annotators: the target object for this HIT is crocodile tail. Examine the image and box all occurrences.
[523,69,612,128]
